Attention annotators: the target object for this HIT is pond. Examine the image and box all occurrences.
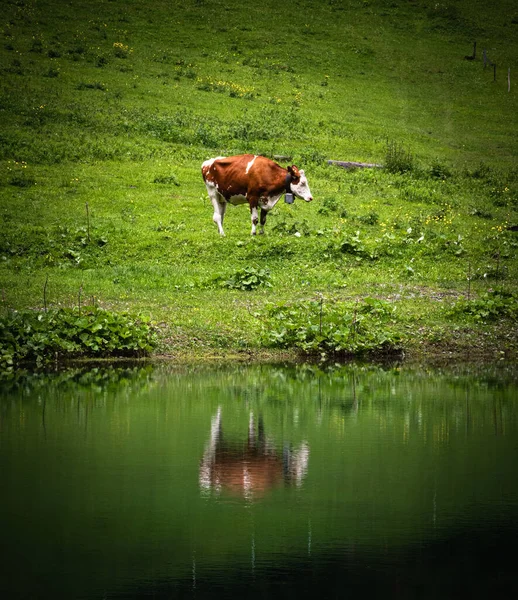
[1,361,517,599]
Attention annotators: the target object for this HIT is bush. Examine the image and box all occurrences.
[219,266,271,291]
[450,290,518,323]
[356,212,379,226]
[271,217,310,236]
[260,297,402,357]
[339,231,374,260]
[430,160,452,180]
[385,141,414,174]
[317,196,338,215]
[9,175,36,187]
[0,307,158,369]
[43,67,60,78]
[113,42,131,58]
[76,82,106,91]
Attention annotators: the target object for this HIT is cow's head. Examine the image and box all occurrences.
[288,165,313,202]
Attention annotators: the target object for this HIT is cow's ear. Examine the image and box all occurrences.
[289,165,300,182]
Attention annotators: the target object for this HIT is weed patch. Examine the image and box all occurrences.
[339,231,375,260]
[153,174,180,185]
[450,290,518,323]
[260,297,402,358]
[219,266,271,291]
[77,81,107,91]
[0,225,108,269]
[0,307,158,369]
[197,77,255,99]
[9,174,36,187]
[385,141,415,174]
[271,216,311,237]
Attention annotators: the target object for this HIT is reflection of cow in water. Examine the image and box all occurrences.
[199,407,309,499]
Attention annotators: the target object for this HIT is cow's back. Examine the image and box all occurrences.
[210,154,252,191]
[202,154,283,199]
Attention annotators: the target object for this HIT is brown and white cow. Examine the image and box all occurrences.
[201,154,313,236]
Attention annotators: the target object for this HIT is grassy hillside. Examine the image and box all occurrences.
[1,0,517,361]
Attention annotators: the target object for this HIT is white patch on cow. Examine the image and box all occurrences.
[290,169,313,202]
[245,155,257,174]
[202,156,226,171]
[259,193,283,212]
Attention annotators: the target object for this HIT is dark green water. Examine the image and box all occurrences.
[1,362,517,599]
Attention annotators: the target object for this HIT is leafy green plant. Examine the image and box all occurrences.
[317,196,338,215]
[95,55,109,67]
[260,297,402,357]
[43,67,60,78]
[450,290,518,323]
[153,174,180,185]
[430,160,452,180]
[220,266,271,291]
[271,217,310,237]
[356,212,379,226]
[469,207,493,220]
[9,175,36,187]
[0,307,158,369]
[76,81,106,91]
[113,42,131,58]
[339,231,374,260]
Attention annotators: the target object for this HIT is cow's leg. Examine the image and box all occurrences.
[251,207,259,235]
[214,197,227,236]
[206,183,226,236]
[259,208,268,235]
[249,198,259,236]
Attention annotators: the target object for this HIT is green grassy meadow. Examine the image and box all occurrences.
[1,0,517,361]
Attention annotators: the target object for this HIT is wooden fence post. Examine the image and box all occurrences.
[43,274,49,312]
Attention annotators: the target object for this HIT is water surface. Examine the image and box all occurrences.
[1,362,517,599]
